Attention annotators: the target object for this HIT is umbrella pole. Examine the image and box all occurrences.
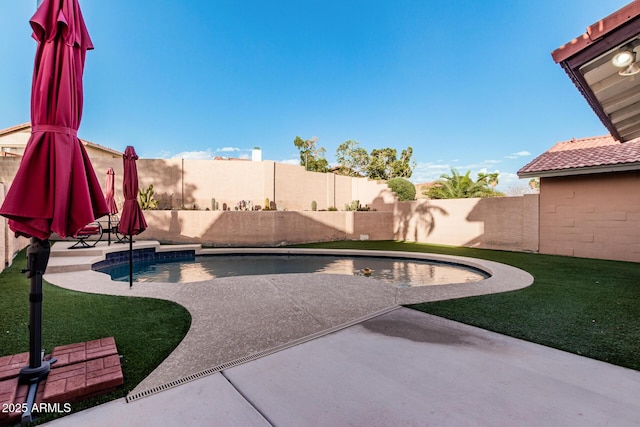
[108,215,112,245]
[20,238,51,383]
[129,236,133,288]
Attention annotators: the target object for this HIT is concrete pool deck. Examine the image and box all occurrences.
[40,241,640,426]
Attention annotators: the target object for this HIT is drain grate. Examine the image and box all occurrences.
[126,305,400,403]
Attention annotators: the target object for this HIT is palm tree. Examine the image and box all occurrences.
[477,172,499,191]
[427,169,491,199]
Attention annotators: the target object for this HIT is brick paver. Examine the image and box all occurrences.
[44,339,122,403]
[51,337,117,368]
[0,352,28,381]
[0,337,123,422]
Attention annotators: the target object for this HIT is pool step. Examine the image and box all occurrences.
[44,241,204,275]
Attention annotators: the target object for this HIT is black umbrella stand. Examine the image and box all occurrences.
[129,236,133,288]
[19,238,58,422]
[107,215,112,245]
[19,237,53,382]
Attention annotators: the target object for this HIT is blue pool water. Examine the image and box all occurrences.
[96,254,488,287]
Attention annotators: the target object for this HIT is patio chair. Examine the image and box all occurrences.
[69,221,104,249]
[108,214,130,244]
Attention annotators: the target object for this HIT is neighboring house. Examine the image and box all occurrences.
[0,123,122,159]
[414,182,436,199]
[518,135,640,262]
[213,156,250,161]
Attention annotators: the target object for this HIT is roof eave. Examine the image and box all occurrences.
[558,62,624,141]
[518,161,640,178]
[80,139,122,156]
[552,1,640,64]
[0,123,31,137]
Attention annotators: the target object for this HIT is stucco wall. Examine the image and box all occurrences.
[0,157,21,183]
[90,157,396,212]
[140,196,538,252]
[0,183,31,272]
[387,196,537,250]
[539,171,640,262]
[0,190,539,271]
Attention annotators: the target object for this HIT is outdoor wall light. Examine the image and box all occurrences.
[619,57,640,76]
[612,49,634,68]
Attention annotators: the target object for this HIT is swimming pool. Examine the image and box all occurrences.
[96,254,488,287]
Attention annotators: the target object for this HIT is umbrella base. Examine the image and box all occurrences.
[19,360,50,383]
[19,357,54,424]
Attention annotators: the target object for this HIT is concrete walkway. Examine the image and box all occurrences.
[40,241,640,426]
[44,308,640,426]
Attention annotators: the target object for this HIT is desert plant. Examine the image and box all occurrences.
[344,200,371,211]
[138,184,159,210]
[311,200,317,211]
[344,200,360,211]
[211,197,216,210]
[264,198,270,210]
[327,206,338,211]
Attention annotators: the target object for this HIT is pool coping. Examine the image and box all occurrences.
[48,241,533,301]
[195,247,534,304]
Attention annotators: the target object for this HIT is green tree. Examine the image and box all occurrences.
[387,177,416,201]
[477,172,499,190]
[294,136,328,173]
[366,147,415,180]
[529,178,540,191]
[393,147,415,178]
[335,142,415,180]
[426,168,499,199]
[367,148,395,180]
[335,140,369,177]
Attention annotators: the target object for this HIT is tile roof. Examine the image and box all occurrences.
[0,123,122,157]
[518,135,640,177]
[0,122,30,136]
[213,156,249,161]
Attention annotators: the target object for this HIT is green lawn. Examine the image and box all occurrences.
[0,251,191,422]
[296,241,640,371]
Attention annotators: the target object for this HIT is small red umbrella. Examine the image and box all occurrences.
[105,167,118,244]
[0,0,108,386]
[117,146,147,287]
[105,167,118,215]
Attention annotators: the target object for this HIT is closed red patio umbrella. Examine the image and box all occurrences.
[0,0,108,394]
[105,167,118,215]
[118,146,147,287]
[105,167,118,244]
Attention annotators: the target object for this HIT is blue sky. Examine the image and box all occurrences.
[0,0,632,192]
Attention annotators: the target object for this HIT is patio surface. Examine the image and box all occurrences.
[37,240,640,426]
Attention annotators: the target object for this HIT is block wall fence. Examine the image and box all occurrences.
[539,171,640,263]
[2,155,639,270]
[88,158,399,213]
[139,195,540,253]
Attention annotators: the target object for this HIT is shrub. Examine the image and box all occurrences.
[387,177,416,201]
[311,200,317,211]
